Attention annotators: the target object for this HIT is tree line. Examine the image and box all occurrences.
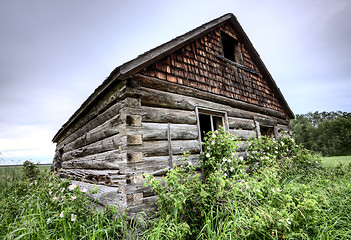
[291,111,351,156]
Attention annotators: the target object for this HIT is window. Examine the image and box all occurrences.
[198,112,225,142]
[221,32,240,63]
[260,126,274,138]
[254,117,278,139]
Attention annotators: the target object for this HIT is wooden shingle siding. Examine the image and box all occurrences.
[142,22,284,115]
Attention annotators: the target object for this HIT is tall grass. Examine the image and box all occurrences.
[0,166,144,239]
[1,150,351,239]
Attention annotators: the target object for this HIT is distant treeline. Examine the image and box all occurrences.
[291,111,351,156]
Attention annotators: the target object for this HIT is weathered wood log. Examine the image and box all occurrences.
[121,106,197,125]
[134,85,290,125]
[127,123,198,141]
[56,99,127,149]
[62,150,125,169]
[127,140,201,157]
[229,129,256,140]
[125,154,201,174]
[140,87,196,110]
[228,117,255,130]
[63,114,124,152]
[135,74,289,120]
[70,180,126,208]
[62,135,126,161]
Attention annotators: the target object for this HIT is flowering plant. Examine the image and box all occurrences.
[201,127,245,178]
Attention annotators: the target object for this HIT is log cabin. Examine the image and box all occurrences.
[51,13,294,216]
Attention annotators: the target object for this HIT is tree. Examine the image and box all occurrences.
[291,111,351,156]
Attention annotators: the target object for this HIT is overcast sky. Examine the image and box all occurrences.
[0,0,350,164]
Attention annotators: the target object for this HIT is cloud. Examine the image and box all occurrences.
[0,124,55,164]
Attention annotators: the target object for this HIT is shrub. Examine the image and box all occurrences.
[22,160,40,180]
[144,128,343,239]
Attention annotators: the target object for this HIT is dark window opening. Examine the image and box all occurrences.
[199,113,224,141]
[221,32,238,62]
[260,126,274,138]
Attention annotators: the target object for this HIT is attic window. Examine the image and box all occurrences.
[221,32,239,62]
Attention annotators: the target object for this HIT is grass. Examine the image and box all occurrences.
[321,155,351,167]
[1,151,351,239]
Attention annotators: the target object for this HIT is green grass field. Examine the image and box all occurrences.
[321,155,351,167]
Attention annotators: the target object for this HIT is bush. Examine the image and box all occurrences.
[22,160,40,180]
[144,128,350,239]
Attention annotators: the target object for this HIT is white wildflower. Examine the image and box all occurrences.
[224,173,227,177]
[275,151,278,154]
[59,211,64,218]
[206,153,211,158]
[230,167,234,172]
[211,141,215,145]
[71,214,77,222]
[49,190,52,195]
[292,139,295,143]
[277,188,282,192]
[272,188,275,194]
[223,157,227,162]
[228,158,231,163]
[68,184,77,191]
[71,196,77,201]
[81,188,88,193]
[239,156,244,162]
[52,196,58,201]
[281,142,285,146]
[212,133,216,138]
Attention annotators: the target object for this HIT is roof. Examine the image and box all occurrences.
[53,13,294,142]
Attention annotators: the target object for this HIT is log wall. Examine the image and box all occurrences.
[121,78,290,216]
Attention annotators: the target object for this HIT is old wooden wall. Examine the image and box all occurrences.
[121,74,290,215]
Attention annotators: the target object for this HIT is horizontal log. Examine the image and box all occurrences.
[63,114,124,152]
[127,140,201,157]
[127,123,198,141]
[57,99,127,149]
[125,154,201,174]
[140,87,195,110]
[229,129,256,140]
[136,74,289,120]
[228,117,255,130]
[134,85,290,126]
[122,106,197,125]
[62,150,126,170]
[70,180,126,208]
[62,135,126,161]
